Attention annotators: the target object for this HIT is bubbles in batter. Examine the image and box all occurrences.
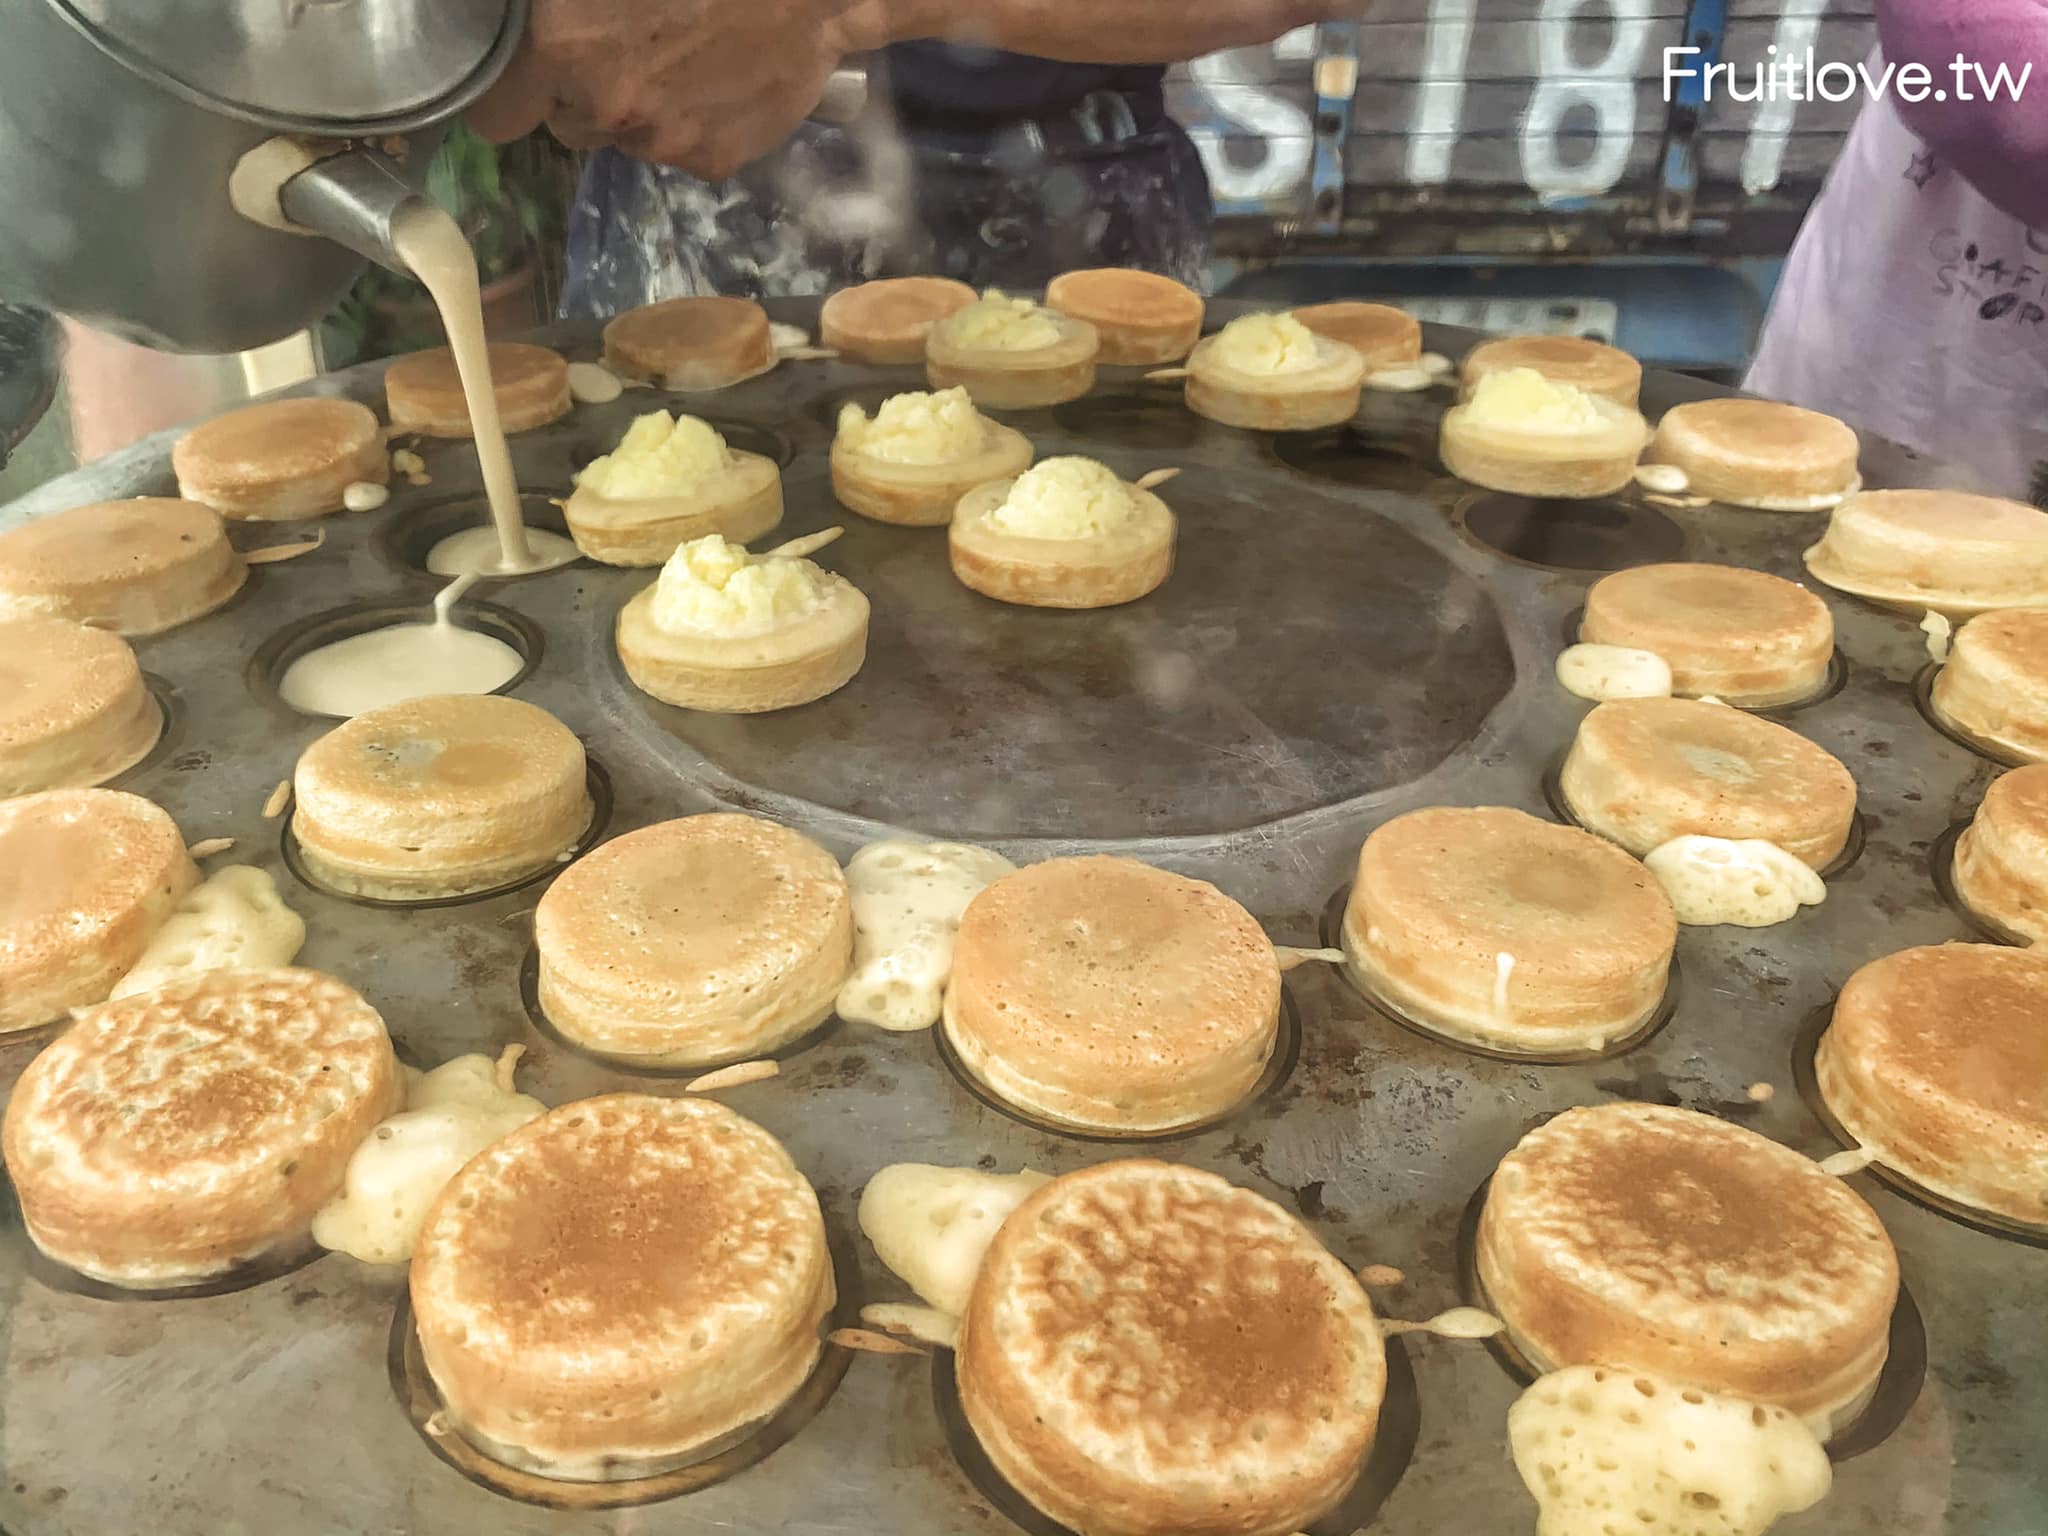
[837,838,1017,1032]
[1643,835,1825,928]
[1556,643,1674,702]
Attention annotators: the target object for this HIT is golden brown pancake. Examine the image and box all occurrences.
[603,296,774,390]
[534,813,851,1066]
[0,497,246,635]
[1646,399,1860,511]
[1818,944,2048,1227]
[1580,563,1835,706]
[0,788,196,1033]
[819,276,978,363]
[291,693,590,900]
[1044,268,1204,364]
[1477,1102,1898,1433]
[1804,488,2048,615]
[384,341,571,437]
[1952,763,2048,944]
[1561,697,1857,868]
[958,1159,1385,1536]
[1461,335,1642,407]
[1932,607,2048,761]
[1342,807,1676,1054]
[410,1093,834,1479]
[173,397,388,520]
[3,967,397,1285]
[943,856,1280,1132]
[1291,301,1423,368]
[0,615,160,796]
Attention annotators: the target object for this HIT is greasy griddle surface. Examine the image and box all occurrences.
[0,302,2036,1535]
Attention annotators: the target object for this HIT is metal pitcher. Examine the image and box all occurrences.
[0,0,527,353]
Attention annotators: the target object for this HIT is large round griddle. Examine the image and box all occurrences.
[0,299,2037,1536]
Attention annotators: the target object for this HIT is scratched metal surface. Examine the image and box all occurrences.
[0,300,2038,1536]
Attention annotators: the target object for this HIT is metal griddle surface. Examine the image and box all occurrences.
[0,300,2038,1536]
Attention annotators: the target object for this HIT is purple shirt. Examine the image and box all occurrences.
[1747,80,2048,498]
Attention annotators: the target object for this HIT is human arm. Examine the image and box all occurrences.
[1875,0,2048,228]
[469,0,1359,180]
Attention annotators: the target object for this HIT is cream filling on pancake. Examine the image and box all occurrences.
[836,840,1015,1032]
[937,292,1064,351]
[649,533,826,636]
[836,388,989,465]
[578,410,734,499]
[112,866,304,998]
[984,457,1137,540]
[1211,312,1326,375]
[857,1163,1050,1315]
[1509,1365,1832,1536]
[313,1047,543,1264]
[1643,837,1826,928]
[1557,643,1674,702]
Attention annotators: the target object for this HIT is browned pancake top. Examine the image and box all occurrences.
[412,1094,822,1355]
[173,398,381,486]
[1491,1103,1895,1336]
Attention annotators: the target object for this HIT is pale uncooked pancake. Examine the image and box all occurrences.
[0,788,196,1034]
[1183,324,1365,431]
[829,394,1034,528]
[1952,764,2048,944]
[943,856,1280,1132]
[1044,268,1204,364]
[1461,335,1642,407]
[291,693,590,899]
[410,1093,834,1479]
[1818,944,2048,1227]
[958,1160,1386,1536]
[819,276,978,363]
[926,302,1100,410]
[1342,806,1676,1054]
[534,813,852,1066]
[173,397,388,520]
[1439,370,1651,499]
[2,967,397,1286]
[1291,302,1423,368]
[384,341,571,437]
[0,497,246,635]
[1804,488,2048,615]
[948,472,1175,609]
[1931,607,2048,761]
[1477,1102,1899,1433]
[1645,399,1860,510]
[1561,697,1858,868]
[0,615,160,796]
[615,535,870,714]
[602,296,774,390]
[1580,563,1835,706]
[564,427,784,568]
